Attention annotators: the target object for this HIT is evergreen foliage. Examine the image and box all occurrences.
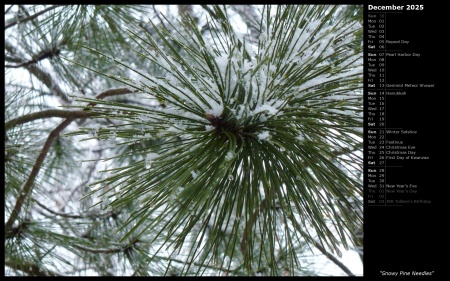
[5,5,363,276]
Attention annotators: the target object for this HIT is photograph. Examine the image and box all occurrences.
[4,4,404,277]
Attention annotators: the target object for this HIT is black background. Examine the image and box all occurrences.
[363,1,444,278]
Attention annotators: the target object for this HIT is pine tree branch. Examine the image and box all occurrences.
[5,41,71,104]
[5,88,139,131]
[73,243,124,254]
[5,86,139,231]
[5,109,96,131]
[5,118,74,231]
[5,47,62,69]
[27,63,71,104]
[93,87,139,101]
[34,199,118,220]
[5,5,14,15]
[5,5,62,30]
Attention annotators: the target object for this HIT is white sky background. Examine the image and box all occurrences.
[4,5,363,276]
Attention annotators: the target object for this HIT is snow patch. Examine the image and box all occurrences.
[257,131,270,141]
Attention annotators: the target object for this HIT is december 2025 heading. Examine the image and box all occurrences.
[368,4,424,11]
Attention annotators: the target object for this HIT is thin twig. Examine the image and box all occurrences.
[5,118,74,230]
[34,200,118,220]
[73,243,124,254]
[5,5,14,15]
[5,41,71,104]
[5,109,95,131]
[77,240,138,255]
[5,86,140,229]
[5,5,62,30]
[95,87,139,100]
[312,239,355,276]
[5,48,61,69]
[5,88,139,131]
